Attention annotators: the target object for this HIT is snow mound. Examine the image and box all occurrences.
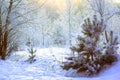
[0,48,120,80]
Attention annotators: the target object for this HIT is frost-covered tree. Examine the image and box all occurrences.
[67,0,72,46]
[74,0,89,19]
[11,0,47,49]
[59,0,89,46]
[0,0,35,60]
[52,25,66,46]
[87,0,118,26]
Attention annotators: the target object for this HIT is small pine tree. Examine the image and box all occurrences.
[62,15,118,76]
[26,41,37,63]
[27,48,37,63]
[100,31,118,65]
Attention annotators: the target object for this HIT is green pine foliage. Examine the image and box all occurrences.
[26,47,37,63]
[62,15,118,76]
[101,31,119,65]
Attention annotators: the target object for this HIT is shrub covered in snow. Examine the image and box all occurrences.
[62,15,119,77]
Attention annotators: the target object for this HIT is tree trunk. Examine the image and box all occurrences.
[0,3,2,57]
[68,0,72,46]
[0,0,13,60]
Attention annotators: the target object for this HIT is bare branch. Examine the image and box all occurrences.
[12,0,23,10]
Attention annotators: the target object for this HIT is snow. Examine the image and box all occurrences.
[0,48,120,80]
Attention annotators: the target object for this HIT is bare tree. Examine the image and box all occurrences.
[68,0,72,46]
[0,0,14,60]
[87,0,118,24]
[0,0,46,60]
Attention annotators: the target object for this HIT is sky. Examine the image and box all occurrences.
[114,0,120,3]
[37,0,83,11]
[36,0,120,12]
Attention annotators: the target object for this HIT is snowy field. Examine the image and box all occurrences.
[0,48,120,80]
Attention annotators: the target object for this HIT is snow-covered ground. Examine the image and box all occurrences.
[0,48,120,80]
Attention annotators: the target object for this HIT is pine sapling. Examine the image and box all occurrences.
[62,15,119,77]
[101,30,119,65]
[26,47,37,63]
